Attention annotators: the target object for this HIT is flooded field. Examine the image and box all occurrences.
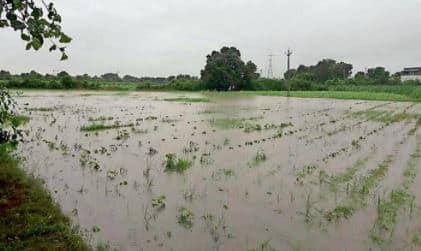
[15,91,421,251]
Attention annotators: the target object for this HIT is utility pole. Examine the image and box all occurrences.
[285,48,293,72]
[285,48,293,97]
[267,54,274,79]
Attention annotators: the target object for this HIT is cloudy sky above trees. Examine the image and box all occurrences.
[1,0,421,77]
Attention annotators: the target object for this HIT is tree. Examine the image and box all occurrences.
[367,67,390,84]
[0,70,11,80]
[354,71,366,80]
[123,75,139,82]
[57,70,69,78]
[101,73,121,81]
[290,59,353,82]
[0,0,71,60]
[284,69,296,80]
[200,46,259,91]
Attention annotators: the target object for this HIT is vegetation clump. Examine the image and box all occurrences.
[164,154,192,173]
[88,116,114,122]
[248,150,267,167]
[163,97,210,103]
[80,121,134,132]
[177,207,194,229]
[152,195,166,210]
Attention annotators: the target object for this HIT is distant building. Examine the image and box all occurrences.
[401,67,421,81]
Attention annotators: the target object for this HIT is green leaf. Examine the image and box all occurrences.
[59,34,72,43]
[21,33,31,41]
[0,20,9,28]
[25,42,32,50]
[49,44,57,52]
[10,20,25,30]
[6,13,17,21]
[60,53,68,61]
[31,8,43,19]
[31,37,42,50]
[13,0,24,10]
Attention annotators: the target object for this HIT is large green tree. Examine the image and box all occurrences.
[200,46,259,91]
[367,67,390,84]
[0,0,71,60]
[288,59,353,82]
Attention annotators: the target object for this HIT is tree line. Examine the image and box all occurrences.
[1,46,419,91]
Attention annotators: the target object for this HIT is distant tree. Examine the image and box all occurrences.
[0,70,11,80]
[0,0,71,60]
[123,75,139,82]
[290,59,353,82]
[284,69,296,80]
[176,74,198,80]
[101,73,121,81]
[57,71,69,78]
[367,67,390,84]
[354,71,366,80]
[335,62,353,79]
[60,75,79,89]
[200,46,258,91]
[75,74,91,81]
[245,61,259,81]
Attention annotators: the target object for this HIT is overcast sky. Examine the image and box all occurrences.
[1,0,421,77]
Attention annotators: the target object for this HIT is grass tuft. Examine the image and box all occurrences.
[164,154,192,173]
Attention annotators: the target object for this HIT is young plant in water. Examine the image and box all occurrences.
[248,150,267,167]
[177,207,194,229]
[164,153,192,173]
[152,195,166,210]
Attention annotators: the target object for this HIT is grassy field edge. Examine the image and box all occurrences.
[12,88,420,102]
[0,147,89,250]
[209,90,420,102]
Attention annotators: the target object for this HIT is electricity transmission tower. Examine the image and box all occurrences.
[267,53,282,79]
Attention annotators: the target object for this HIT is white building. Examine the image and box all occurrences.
[401,67,421,81]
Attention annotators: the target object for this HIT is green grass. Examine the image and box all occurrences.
[207,90,421,102]
[249,240,277,251]
[210,118,243,129]
[352,110,420,123]
[371,135,421,244]
[321,157,370,190]
[0,146,88,250]
[163,97,210,103]
[177,207,194,229]
[88,116,114,122]
[8,115,30,127]
[164,154,192,173]
[26,107,55,112]
[324,157,392,223]
[80,121,134,132]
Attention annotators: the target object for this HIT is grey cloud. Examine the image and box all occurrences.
[1,0,420,77]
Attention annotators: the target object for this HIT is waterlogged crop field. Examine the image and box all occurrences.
[15,91,421,251]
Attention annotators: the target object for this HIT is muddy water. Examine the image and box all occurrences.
[15,91,421,251]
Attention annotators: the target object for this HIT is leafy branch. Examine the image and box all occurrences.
[0,0,71,60]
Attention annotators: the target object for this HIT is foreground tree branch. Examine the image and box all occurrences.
[0,0,71,60]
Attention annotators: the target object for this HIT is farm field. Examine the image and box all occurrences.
[15,90,421,251]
